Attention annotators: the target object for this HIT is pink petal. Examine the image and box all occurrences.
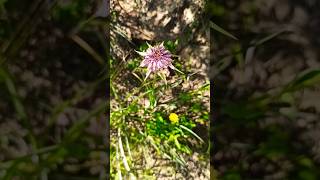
[140,59,147,67]
[135,50,147,56]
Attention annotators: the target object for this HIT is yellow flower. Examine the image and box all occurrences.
[169,113,179,124]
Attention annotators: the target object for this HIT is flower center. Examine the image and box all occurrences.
[153,49,162,60]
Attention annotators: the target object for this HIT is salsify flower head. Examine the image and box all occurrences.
[136,42,175,79]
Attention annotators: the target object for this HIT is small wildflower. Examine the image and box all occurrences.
[136,42,175,80]
[169,113,179,124]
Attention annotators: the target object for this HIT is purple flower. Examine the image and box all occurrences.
[136,42,175,79]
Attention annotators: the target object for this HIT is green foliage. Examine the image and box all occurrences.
[145,112,196,154]
[110,40,209,178]
[287,70,320,92]
[223,171,242,180]
[52,0,92,27]
[164,39,179,53]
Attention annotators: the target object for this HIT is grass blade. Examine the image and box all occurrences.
[70,34,104,65]
[286,69,320,91]
[116,144,122,180]
[179,125,204,143]
[254,29,288,46]
[118,128,130,172]
[209,21,238,40]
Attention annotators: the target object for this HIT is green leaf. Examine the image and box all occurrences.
[289,70,320,90]
[298,170,317,180]
[164,40,177,52]
[209,21,238,40]
[174,136,181,149]
[0,68,27,120]
[298,157,314,168]
[223,171,242,180]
